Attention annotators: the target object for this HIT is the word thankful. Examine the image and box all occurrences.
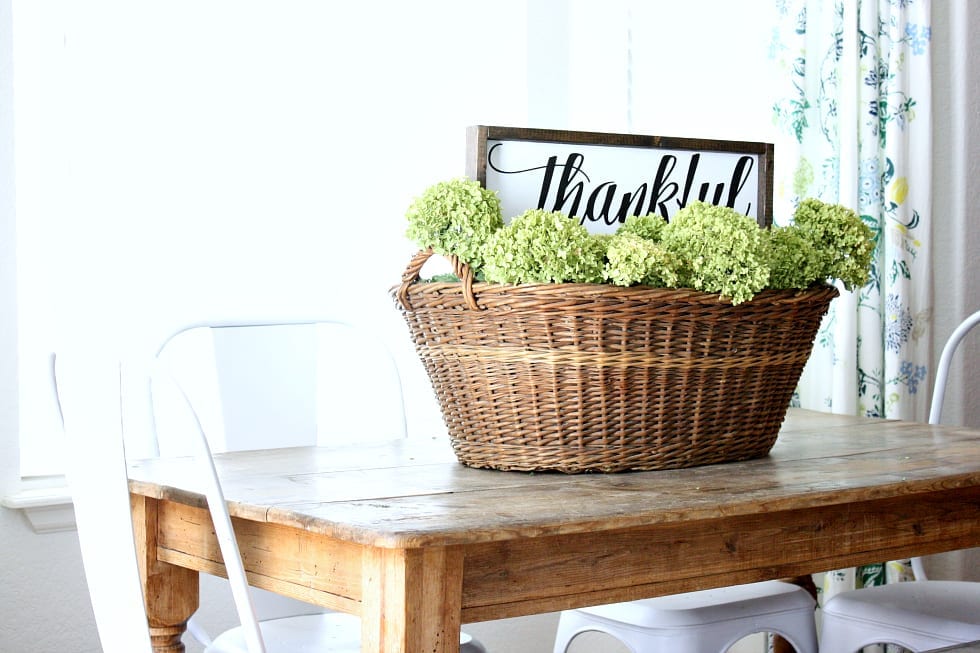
[487,144,756,225]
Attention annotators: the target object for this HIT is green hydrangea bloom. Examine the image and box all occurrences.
[791,198,875,291]
[766,225,822,289]
[660,201,770,304]
[605,232,680,287]
[405,178,503,269]
[616,214,667,242]
[482,209,606,284]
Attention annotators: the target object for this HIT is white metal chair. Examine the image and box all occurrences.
[57,336,486,652]
[552,580,818,653]
[147,319,431,646]
[818,309,980,653]
[150,320,409,458]
[57,353,157,653]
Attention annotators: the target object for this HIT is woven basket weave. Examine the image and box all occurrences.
[394,249,838,473]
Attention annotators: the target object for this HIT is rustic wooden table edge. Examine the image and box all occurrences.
[127,409,980,652]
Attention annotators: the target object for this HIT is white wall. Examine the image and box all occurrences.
[921,0,980,584]
[2,3,979,653]
[0,3,90,651]
[0,2,99,650]
[931,0,980,431]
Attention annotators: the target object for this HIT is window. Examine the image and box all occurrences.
[12,0,775,480]
[12,0,530,477]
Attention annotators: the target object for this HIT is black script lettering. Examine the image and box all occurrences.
[486,144,594,212]
[698,182,726,205]
[677,153,726,210]
[678,153,701,210]
[726,156,755,213]
[576,182,655,227]
[550,153,589,216]
[487,142,561,180]
[582,181,619,226]
[677,153,757,216]
[648,156,679,219]
[537,155,558,209]
[616,183,649,223]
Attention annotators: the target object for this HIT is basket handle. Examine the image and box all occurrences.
[396,249,482,311]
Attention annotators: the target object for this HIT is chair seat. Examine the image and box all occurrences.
[205,612,485,653]
[554,580,818,653]
[820,581,980,650]
[578,580,815,627]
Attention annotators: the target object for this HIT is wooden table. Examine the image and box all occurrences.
[128,408,980,652]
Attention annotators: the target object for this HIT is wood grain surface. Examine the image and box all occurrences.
[128,409,980,652]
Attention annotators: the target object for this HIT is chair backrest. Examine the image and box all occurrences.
[151,319,407,457]
[55,353,155,653]
[59,319,408,651]
[911,309,980,581]
[928,309,980,425]
[152,359,267,652]
[147,319,408,624]
[57,352,268,653]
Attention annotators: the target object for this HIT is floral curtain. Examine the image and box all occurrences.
[770,0,932,650]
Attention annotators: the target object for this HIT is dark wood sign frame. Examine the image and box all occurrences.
[466,125,774,228]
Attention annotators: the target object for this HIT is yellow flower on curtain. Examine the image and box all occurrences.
[891,176,909,205]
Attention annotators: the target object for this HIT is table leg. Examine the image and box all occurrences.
[132,495,200,653]
[361,546,464,653]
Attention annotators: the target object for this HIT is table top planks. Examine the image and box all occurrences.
[128,408,980,549]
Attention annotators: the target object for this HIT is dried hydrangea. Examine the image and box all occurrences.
[791,198,875,291]
[405,178,503,270]
[766,225,822,289]
[660,201,770,304]
[482,209,606,284]
[616,214,667,242]
[401,176,875,302]
[605,232,679,287]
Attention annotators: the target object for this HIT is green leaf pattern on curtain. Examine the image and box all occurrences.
[770,2,931,644]
[770,0,931,420]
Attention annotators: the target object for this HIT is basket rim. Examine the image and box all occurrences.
[395,278,840,309]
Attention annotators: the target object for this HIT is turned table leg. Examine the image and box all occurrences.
[132,495,199,653]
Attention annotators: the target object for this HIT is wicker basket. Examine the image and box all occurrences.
[393,249,838,473]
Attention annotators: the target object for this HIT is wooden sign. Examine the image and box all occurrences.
[466,126,774,231]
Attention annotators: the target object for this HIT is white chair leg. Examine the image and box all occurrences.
[763,615,820,653]
[553,610,633,653]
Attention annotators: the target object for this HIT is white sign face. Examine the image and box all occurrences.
[485,139,761,234]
